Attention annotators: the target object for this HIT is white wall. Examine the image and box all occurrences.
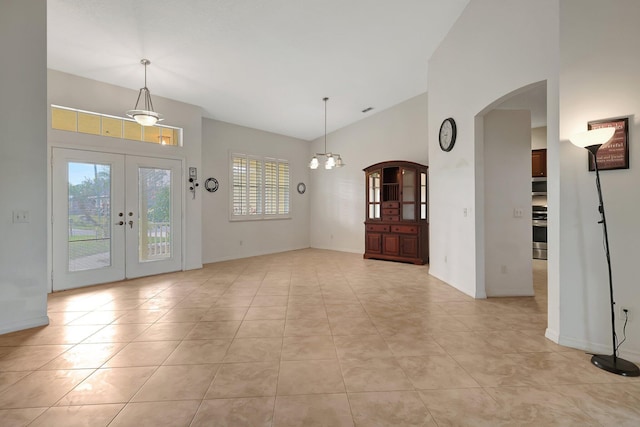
[48,70,204,273]
[201,119,311,263]
[483,110,533,297]
[559,0,640,359]
[427,0,560,315]
[0,0,49,333]
[309,93,428,253]
[531,126,548,149]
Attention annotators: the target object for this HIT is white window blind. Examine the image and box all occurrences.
[231,153,290,220]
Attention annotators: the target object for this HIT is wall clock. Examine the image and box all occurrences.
[297,182,306,194]
[439,117,457,152]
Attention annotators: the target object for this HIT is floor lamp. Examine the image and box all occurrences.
[570,127,640,377]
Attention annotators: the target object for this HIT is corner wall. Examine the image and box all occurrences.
[309,93,428,253]
[0,0,49,333]
[483,109,533,297]
[559,0,640,360]
[427,0,560,313]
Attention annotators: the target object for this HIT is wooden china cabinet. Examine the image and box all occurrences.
[363,161,429,265]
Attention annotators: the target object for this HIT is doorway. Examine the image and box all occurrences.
[52,148,183,291]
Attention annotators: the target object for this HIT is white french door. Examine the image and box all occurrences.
[52,148,182,291]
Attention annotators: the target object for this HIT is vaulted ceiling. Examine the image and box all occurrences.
[48,0,470,140]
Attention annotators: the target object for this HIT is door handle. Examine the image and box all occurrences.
[128,220,134,229]
[115,221,124,226]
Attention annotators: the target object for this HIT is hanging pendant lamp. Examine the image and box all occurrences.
[309,97,345,170]
[126,59,163,126]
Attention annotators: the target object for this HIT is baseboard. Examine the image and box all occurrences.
[545,327,559,343]
[0,315,49,335]
[202,245,312,265]
[557,334,640,363]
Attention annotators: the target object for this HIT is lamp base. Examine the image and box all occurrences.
[591,354,640,377]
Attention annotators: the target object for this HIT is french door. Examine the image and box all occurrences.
[52,148,182,291]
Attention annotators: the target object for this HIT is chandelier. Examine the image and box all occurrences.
[126,59,163,126]
[309,97,345,169]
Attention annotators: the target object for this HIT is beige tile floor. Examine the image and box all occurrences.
[0,249,639,426]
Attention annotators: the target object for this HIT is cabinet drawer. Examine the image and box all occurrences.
[366,224,390,232]
[382,208,399,216]
[382,201,399,209]
[391,225,418,234]
[384,216,400,222]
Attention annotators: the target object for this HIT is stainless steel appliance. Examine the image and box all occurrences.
[532,205,547,259]
[532,177,547,195]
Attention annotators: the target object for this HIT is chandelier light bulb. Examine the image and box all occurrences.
[309,156,319,169]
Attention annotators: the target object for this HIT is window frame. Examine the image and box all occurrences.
[229,152,291,221]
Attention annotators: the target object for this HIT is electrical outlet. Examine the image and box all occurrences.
[12,210,29,223]
[513,208,523,218]
[619,306,633,322]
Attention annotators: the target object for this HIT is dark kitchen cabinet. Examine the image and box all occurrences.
[532,149,547,177]
[363,161,429,265]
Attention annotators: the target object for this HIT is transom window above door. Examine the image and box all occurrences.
[51,105,182,146]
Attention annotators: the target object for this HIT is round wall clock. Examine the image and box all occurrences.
[439,117,457,152]
[204,177,219,192]
[297,182,306,194]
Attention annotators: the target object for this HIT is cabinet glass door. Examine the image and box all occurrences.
[420,172,427,220]
[368,171,381,219]
[402,168,415,220]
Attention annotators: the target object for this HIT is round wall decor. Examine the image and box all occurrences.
[204,177,219,192]
[297,182,306,194]
[439,117,457,152]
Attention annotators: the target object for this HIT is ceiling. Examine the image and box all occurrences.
[47,0,470,140]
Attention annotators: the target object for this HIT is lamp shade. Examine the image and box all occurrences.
[309,156,319,169]
[325,154,336,169]
[570,127,615,149]
[127,109,161,126]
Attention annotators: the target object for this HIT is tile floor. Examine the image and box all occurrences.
[0,249,639,426]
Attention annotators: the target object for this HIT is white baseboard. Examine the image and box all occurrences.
[0,315,49,335]
[556,334,640,363]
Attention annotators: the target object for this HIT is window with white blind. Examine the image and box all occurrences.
[231,153,290,220]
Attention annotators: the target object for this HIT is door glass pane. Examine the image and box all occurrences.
[402,169,415,202]
[68,162,111,271]
[420,172,427,220]
[139,167,172,262]
[402,169,416,220]
[368,172,381,219]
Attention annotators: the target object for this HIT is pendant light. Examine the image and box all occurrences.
[126,59,163,126]
[309,97,345,170]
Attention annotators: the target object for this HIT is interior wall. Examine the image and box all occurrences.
[0,0,49,333]
[427,0,560,315]
[201,119,311,263]
[48,70,204,273]
[559,0,640,359]
[531,126,548,149]
[309,93,428,253]
[483,109,533,297]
